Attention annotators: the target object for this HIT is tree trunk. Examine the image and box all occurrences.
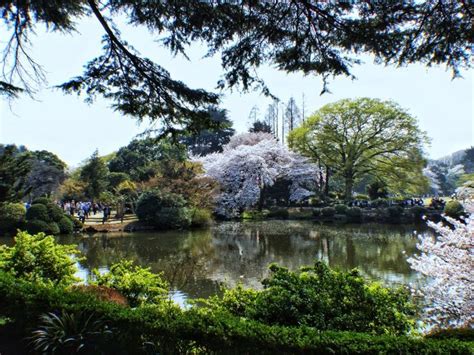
[344,176,353,201]
[324,166,330,196]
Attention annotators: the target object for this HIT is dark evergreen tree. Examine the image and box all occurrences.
[249,120,273,134]
[1,1,472,134]
[80,150,109,200]
[180,107,235,156]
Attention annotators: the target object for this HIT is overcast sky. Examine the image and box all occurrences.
[1,17,472,167]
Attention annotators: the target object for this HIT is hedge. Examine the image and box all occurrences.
[0,272,471,354]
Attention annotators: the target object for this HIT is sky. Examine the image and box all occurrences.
[0,16,472,167]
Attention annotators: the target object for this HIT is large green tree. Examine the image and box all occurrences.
[80,150,109,200]
[1,1,471,133]
[288,98,429,200]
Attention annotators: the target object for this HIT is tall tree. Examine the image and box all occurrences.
[249,120,272,134]
[288,98,429,200]
[180,107,235,156]
[80,150,109,200]
[0,145,31,202]
[2,1,470,132]
[285,97,302,132]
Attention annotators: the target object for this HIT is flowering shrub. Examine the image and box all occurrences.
[408,182,473,329]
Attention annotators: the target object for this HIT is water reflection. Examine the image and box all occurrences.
[0,221,429,300]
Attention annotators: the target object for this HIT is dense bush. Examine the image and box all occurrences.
[57,216,74,234]
[386,206,404,223]
[410,205,427,222]
[354,194,369,200]
[335,204,348,214]
[191,208,213,227]
[312,208,321,217]
[46,202,64,222]
[26,220,60,235]
[321,206,336,217]
[89,260,168,308]
[367,181,388,200]
[0,202,25,233]
[201,262,416,335]
[346,207,363,223]
[444,200,464,218]
[31,197,51,205]
[136,189,191,229]
[26,204,49,221]
[242,210,269,220]
[371,198,389,208]
[0,273,471,354]
[0,231,80,285]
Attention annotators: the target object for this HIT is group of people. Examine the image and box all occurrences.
[58,200,112,224]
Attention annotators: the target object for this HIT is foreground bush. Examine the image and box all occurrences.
[136,189,191,229]
[0,273,471,354]
[201,262,415,336]
[0,231,80,286]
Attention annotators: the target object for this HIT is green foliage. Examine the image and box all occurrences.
[202,262,415,335]
[346,207,363,223]
[32,197,51,205]
[367,181,389,200]
[426,327,474,341]
[335,204,348,214]
[191,208,213,227]
[80,150,109,200]
[46,202,64,222]
[444,200,464,218]
[107,172,130,189]
[242,210,269,220]
[386,206,404,222]
[25,220,50,234]
[372,198,389,208]
[57,217,74,234]
[90,260,168,308]
[0,202,25,233]
[321,206,336,217]
[136,189,191,229]
[45,222,60,236]
[0,272,472,354]
[0,231,80,286]
[26,204,49,221]
[29,311,114,354]
[288,98,428,200]
[354,194,369,200]
[312,208,321,217]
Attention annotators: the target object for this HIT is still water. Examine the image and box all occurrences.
[1,221,430,304]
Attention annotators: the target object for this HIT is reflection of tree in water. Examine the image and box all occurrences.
[56,221,429,299]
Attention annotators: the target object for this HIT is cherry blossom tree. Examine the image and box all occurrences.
[408,182,473,329]
[197,133,319,218]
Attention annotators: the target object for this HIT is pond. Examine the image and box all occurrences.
[0,221,430,305]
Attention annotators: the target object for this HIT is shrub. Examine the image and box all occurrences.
[371,198,389,208]
[0,202,26,233]
[29,311,114,354]
[346,207,363,223]
[267,208,289,219]
[65,214,83,231]
[58,217,74,234]
[25,219,50,234]
[46,203,64,223]
[242,210,269,220]
[444,200,464,218]
[354,194,369,200]
[312,208,321,217]
[387,206,404,222]
[89,260,168,308]
[321,207,336,217]
[334,204,348,214]
[46,222,60,235]
[0,231,80,285]
[26,204,49,222]
[136,190,191,229]
[366,181,388,200]
[31,197,51,206]
[201,262,416,335]
[0,273,472,354]
[410,206,427,222]
[191,208,213,227]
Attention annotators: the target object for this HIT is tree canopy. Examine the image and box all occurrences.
[288,98,429,200]
[1,1,472,134]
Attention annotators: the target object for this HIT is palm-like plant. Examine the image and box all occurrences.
[29,311,113,354]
